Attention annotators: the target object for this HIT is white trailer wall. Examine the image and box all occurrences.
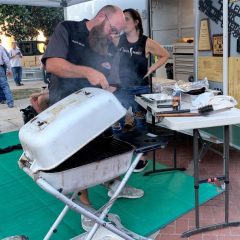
[66,0,149,35]
[150,0,194,78]
[151,0,194,45]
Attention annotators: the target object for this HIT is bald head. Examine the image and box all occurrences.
[97,5,122,17]
[91,5,125,38]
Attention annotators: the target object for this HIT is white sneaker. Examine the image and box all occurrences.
[107,180,144,199]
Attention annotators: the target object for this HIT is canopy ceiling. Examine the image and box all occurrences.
[0,0,91,7]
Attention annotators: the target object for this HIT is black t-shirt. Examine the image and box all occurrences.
[42,20,116,105]
[118,34,148,87]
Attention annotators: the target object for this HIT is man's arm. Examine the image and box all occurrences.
[2,49,12,76]
[46,58,109,89]
[144,38,170,78]
[19,50,23,58]
[9,50,16,59]
[43,22,109,89]
[9,50,22,59]
[2,49,11,70]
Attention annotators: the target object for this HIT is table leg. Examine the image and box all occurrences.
[182,126,240,238]
[144,130,185,176]
[193,129,200,228]
[224,125,229,223]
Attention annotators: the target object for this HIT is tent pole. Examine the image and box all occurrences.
[148,0,153,92]
[223,0,228,95]
[148,0,152,39]
[64,6,68,19]
[194,0,199,82]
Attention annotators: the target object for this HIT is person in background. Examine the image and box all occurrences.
[42,5,125,105]
[9,42,23,86]
[39,39,51,84]
[0,87,6,104]
[0,44,14,108]
[42,5,144,231]
[114,8,169,172]
[29,89,49,113]
[0,39,9,104]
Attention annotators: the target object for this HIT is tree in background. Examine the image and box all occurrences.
[0,5,64,41]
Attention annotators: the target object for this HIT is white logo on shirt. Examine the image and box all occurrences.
[102,62,112,70]
[72,40,85,47]
[130,47,133,57]
[120,47,143,56]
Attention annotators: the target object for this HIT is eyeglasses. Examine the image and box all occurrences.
[105,14,121,36]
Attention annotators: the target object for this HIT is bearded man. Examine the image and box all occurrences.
[41,5,144,231]
[42,5,125,105]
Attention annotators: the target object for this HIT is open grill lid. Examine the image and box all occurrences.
[19,88,126,173]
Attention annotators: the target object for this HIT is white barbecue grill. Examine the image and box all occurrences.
[18,87,167,240]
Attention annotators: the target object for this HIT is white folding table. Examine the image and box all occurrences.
[135,95,240,237]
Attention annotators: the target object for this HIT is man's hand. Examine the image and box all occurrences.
[105,86,117,93]
[46,58,110,89]
[143,69,152,79]
[7,71,12,77]
[87,69,109,89]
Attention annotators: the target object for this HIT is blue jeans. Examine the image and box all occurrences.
[0,87,6,101]
[114,85,150,131]
[12,66,22,85]
[0,67,14,105]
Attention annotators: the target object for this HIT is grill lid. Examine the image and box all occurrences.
[19,87,126,173]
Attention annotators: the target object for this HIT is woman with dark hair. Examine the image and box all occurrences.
[114,8,169,172]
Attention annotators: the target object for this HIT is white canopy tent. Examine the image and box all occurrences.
[0,0,91,7]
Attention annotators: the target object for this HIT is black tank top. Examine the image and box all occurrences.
[118,34,148,87]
